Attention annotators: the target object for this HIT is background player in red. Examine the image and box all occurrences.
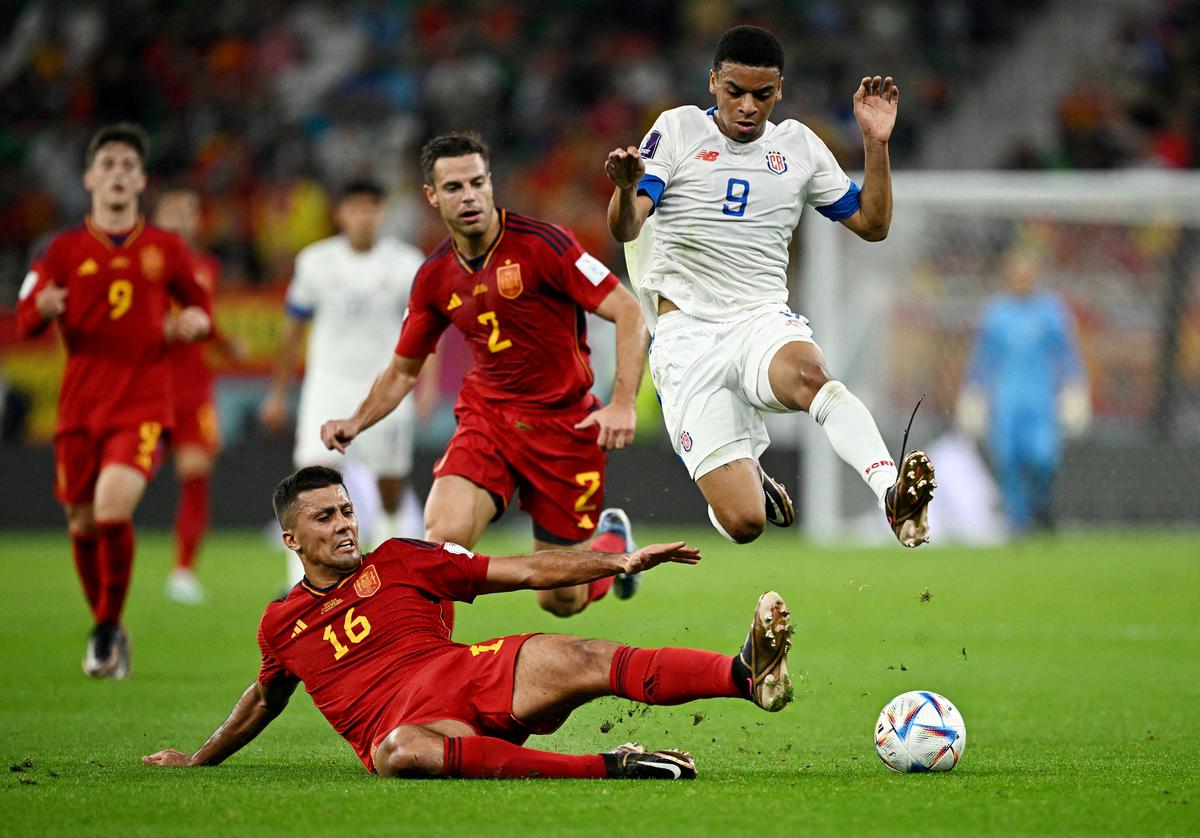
[154,185,232,606]
[16,123,212,678]
[142,466,794,779]
[321,132,649,618]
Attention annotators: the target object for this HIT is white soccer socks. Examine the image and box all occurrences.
[808,380,898,505]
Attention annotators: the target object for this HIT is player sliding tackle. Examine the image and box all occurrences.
[143,467,793,780]
[606,25,935,546]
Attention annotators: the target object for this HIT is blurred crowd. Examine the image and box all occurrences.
[2,0,1047,297]
[1017,0,1199,169]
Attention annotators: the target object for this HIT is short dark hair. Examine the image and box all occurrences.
[420,131,490,185]
[340,178,385,202]
[713,25,785,75]
[86,122,149,167]
[273,466,346,528]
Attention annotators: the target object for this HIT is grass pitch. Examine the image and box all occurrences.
[1,525,1197,836]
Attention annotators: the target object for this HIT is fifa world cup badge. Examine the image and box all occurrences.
[354,565,381,598]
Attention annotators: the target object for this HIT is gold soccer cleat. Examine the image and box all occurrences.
[739,591,794,712]
[885,450,936,548]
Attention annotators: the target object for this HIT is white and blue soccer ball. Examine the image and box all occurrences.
[874,690,966,773]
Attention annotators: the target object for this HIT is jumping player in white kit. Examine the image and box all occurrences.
[261,179,428,578]
[605,25,935,547]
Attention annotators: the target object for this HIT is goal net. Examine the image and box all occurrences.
[791,171,1200,543]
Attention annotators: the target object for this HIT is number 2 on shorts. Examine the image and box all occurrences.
[574,471,600,512]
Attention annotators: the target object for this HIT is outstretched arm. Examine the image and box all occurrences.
[840,75,898,242]
[320,353,427,453]
[574,284,647,450]
[143,675,299,767]
[480,541,700,595]
[606,146,655,243]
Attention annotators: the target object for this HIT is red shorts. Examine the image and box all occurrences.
[434,392,607,543]
[172,398,220,452]
[54,423,166,504]
[366,633,558,773]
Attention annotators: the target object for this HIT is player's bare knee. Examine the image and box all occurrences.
[574,638,617,676]
[423,515,472,548]
[536,587,586,618]
[786,361,831,411]
[64,504,96,534]
[717,508,765,543]
[374,726,442,779]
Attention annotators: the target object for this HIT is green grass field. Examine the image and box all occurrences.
[2,526,1197,836]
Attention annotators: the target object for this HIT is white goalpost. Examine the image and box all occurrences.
[796,171,1200,542]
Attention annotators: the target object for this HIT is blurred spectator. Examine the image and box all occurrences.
[1040,0,1199,170]
[0,0,1055,301]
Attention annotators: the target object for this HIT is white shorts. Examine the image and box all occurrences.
[649,308,815,479]
[294,390,415,478]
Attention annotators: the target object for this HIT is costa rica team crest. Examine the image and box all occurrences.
[354,564,381,598]
[496,260,523,299]
[680,430,693,452]
[765,150,788,175]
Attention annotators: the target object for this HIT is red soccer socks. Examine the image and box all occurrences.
[71,531,102,618]
[95,520,134,624]
[609,645,742,705]
[584,529,624,603]
[174,476,209,570]
[443,736,606,779]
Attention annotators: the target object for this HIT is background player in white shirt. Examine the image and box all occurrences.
[605,25,935,548]
[260,180,430,579]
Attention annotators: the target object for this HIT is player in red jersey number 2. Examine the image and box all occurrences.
[321,133,649,617]
[143,467,795,779]
[16,124,212,678]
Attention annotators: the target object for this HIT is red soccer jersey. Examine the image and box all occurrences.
[169,249,221,410]
[395,209,620,408]
[256,539,490,765]
[16,217,211,435]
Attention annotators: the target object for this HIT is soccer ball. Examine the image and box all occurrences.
[874,690,966,773]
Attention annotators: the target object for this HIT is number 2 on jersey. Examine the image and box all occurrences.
[722,178,750,217]
[477,311,512,353]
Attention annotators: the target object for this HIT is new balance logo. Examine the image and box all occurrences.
[694,150,720,162]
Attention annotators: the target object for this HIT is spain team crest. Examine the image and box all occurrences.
[496,261,523,299]
[354,564,381,598]
[140,245,164,280]
[765,150,788,175]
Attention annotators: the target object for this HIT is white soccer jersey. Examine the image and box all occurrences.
[285,235,425,411]
[631,105,859,326]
